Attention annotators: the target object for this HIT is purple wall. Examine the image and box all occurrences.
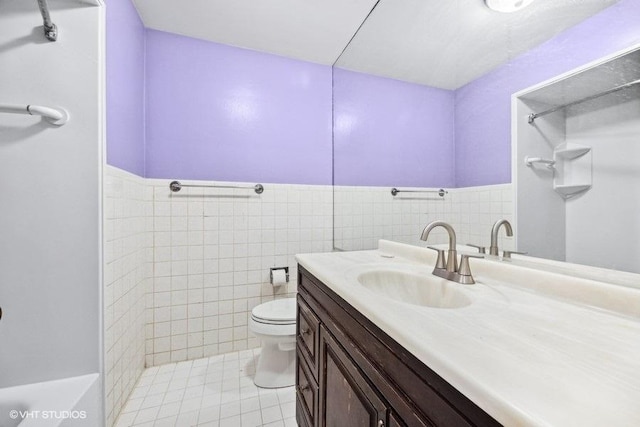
[333,68,455,187]
[106,0,146,176]
[144,30,332,185]
[455,0,640,187]
[105,0,640,186]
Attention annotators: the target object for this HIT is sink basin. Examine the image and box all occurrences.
[356,268,472,309]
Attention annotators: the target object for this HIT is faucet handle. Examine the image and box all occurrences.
[466,243,486,254]
[457,254,484,285]
[427,246,446,269]
[502,250,527,259]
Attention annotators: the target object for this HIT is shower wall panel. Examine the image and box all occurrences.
[0,0,103,388]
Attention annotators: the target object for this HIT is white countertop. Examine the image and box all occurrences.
[296,240,640,427]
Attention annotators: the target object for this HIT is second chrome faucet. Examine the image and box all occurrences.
[489,219,513,256]
[420,221,481,285]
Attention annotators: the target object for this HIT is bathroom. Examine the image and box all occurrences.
[0,0,639,426]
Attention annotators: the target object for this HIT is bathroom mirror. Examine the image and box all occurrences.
[332,0,640,274]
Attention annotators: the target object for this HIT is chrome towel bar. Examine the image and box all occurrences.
[169,181,264,194]
[391,188,447,197]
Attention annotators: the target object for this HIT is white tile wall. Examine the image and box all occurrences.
[145,179,334,367]
[334,184,514,252]
[450,184,515,249]
[104,165,154,427]
[104,166,514,426]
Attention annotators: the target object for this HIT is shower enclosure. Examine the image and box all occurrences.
[0,0,105,425]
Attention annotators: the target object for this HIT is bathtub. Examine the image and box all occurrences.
[0,374,101,427]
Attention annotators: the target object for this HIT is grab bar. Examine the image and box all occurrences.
[0,104,69,126]
[391,188,447,197]
[36,0,57,41]
[169,181,264,194]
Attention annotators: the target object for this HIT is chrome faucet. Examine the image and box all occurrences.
[420,221,481,284]
[421,221,458,273]
[489,219,513,256]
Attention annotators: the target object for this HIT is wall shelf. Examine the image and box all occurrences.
[553,184,592,197]
[553,142,592,198]
[554,143,591,160]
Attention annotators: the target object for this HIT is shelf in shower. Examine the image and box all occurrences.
[554,184,592,197]
[554,143,591,160]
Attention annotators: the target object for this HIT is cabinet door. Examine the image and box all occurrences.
[318,326,387,427]
[389,411,408,427]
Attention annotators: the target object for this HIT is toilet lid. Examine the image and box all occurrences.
[251,298,296,324]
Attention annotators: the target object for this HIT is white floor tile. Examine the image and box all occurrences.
[130,386,151,400]
[258,392,279,409]
[153,373,174,384]
[118,349,298,427]
[163,389,185,404]
[219,401,241,419]
[276,388,295,404]
[114,411,136,427]
[169,377,189,390]
[283,417,297,427]
[280,402,295,419]
[143,366,161,377]
[219,415,241,427]
[239,386,259,401]
[153,416,177,427]
[141,394,164,410]
[202,393,222,407]
[134,407,160,424]
[156,401,180,419]
[261,405,283,424]
[185,385,205,399]
[240,397,260,413]
[148,382,170,396]
[176,410,199,427]
[122,398,144,414]
[198,405,220,424]
[240,410,263,427]
[220,389,242,404]
[181,397,204,414]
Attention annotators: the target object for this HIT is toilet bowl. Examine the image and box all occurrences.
[249,298,297,388]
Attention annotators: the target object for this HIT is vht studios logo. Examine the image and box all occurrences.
[9,410,87,420]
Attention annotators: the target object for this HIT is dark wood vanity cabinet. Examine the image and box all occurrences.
[296,265,502,427]
[320,326,387,427]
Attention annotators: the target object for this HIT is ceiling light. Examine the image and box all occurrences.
[484,0,535,13]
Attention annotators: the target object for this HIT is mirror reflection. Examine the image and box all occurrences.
[332,0,640,274]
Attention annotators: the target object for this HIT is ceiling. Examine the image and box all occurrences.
[336,0,620,89]
[131,0,620,89]
[131,0,378,66]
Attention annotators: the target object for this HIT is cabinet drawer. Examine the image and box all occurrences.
[297,295,319,373]
[297,349,318,427]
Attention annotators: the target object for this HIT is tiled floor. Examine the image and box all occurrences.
[115,349,297,427]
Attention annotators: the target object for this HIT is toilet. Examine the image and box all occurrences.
[249,298,297,388]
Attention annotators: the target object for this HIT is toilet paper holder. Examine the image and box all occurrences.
[270,267,289,284]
